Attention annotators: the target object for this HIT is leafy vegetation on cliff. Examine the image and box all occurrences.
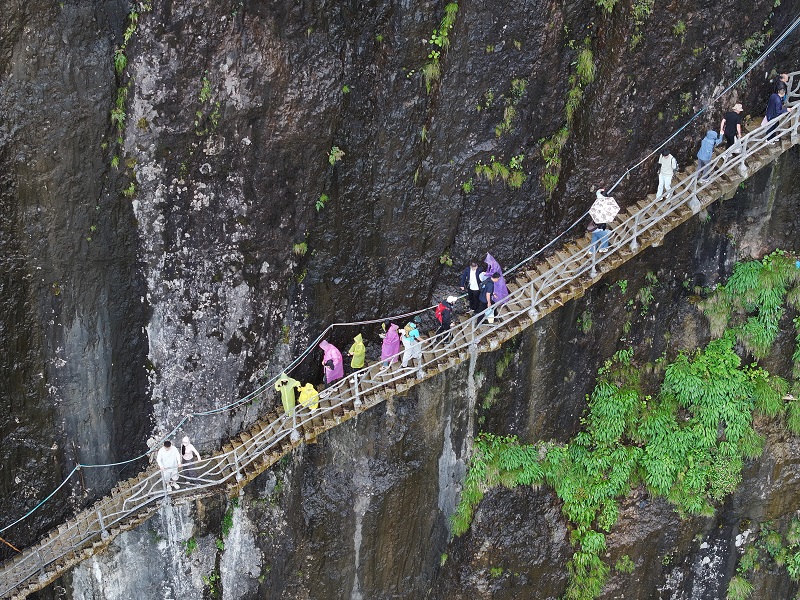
[453,250,800,599]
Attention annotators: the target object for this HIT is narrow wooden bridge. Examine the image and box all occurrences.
[1,77,798,599]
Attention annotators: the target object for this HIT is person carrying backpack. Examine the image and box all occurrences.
[435,296,457,337]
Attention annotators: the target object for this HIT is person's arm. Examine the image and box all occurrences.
[719,118,726,135]
[736,123,742,137]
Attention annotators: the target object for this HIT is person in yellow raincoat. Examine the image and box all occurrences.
[274,373,300,416]
[298,383,319,411]
[347,333,366,369]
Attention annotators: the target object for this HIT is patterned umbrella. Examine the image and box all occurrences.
[589,192,620,224]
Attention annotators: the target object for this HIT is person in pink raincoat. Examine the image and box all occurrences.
[380,323,401,366]
[319,340,344,384]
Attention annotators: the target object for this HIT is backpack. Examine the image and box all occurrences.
[435,302,446,323]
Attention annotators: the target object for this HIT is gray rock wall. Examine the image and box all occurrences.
[2,0,800,596]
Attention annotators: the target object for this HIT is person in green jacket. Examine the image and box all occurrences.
[274,373,300,416]
[348,333,366,369]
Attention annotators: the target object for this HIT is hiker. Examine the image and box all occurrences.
[459,261,483,313]
[347,333,365,370]
[478,272,501,324]
[381,323,401,366]
[435,296,457,338]
[696,130,723,180]
[298,383,320,411]
[319,340,344,384]
[400,323,422,367]
[774,73,789,104]
[719,103,743,148]
[156,440,182,491]
[180,436,201,481]
[275,372,301,416]
[589,223,611,254]
[656,149,678,199]
[766,87,793,139]
[484,254,509,304]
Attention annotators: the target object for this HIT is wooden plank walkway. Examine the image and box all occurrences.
[1,89,798,600]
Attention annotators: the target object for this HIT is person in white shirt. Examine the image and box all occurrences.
[656,149,678,200]
[459,261,483,313]
[156,440,182,490]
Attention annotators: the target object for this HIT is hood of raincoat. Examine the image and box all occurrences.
[182,436,190,444]
[484,253,510,302]
[381,323,401,362]
[320,341,344,383]
[697,131,722,162]
[353,334,363,343]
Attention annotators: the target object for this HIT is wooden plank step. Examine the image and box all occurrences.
[555,249,571,264]
[544,253,562,270]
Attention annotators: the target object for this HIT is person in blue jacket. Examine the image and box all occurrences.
[766,88,794,139]
[696,130,723,180]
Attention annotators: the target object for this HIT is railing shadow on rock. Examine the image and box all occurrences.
[1,87,799,600]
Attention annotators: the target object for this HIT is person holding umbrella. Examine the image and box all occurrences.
[588,188,618,254]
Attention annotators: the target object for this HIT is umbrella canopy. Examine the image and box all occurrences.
[589,192,620,224]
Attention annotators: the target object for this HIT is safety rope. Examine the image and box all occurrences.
[607,12,800,193]
[2,22,799,537]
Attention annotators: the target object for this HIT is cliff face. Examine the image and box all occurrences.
[2,0,800,597]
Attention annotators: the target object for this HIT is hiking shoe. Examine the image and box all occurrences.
[171,483,180,490]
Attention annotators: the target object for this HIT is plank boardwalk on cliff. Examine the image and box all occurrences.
[1,80,799,599]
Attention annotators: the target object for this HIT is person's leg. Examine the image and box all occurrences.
[477,301,487,325]
[665,175,673,199]
[697,158,707,179]
[167,468,179,489]
[767,120,779,140]
[656,174,665,198]
[468,290,479,312]
[589,230,600,254]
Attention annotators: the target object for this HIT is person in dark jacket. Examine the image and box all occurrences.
[696,130,723,179]
[766,88,793,139]
[774,73,789,105]
[459,262,483,313]
[477,273,501,325]
[436,296,457,341]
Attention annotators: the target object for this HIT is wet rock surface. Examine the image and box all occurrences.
[2,0,800,597]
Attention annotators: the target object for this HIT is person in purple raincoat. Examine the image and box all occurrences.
[319,340,344,384]
[484,254,509,317]
[381,323,401,366]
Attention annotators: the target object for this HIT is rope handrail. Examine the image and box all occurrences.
[1,90,798,599]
